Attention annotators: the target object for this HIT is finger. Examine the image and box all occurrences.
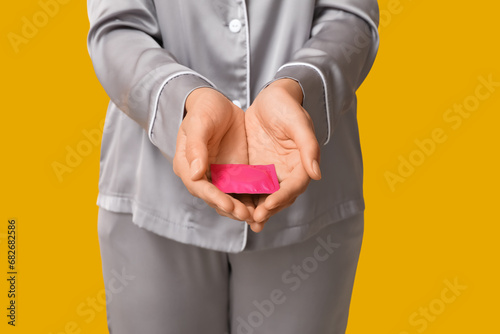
[286,112,322,180]
[252,194,272,224]
[203,200,237,220]
[193,181,252,221]
[212,197,251,221]
[253,168,309,222]
[184,116,213,180]
[247,209,269,233]
[265,174,307,211]
[230,196,253,221]
[191,179,233,211]
[234,194,256,223]
[249,219,268,233]
[253,195,298,224]
[249,195,266,224]
[176,153,250,221]
[214,206,241,221]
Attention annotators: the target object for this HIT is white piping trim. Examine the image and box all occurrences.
[241,1,251,109]
[277,62,332,145]
[148,70,217,142]
[240,221,248,252]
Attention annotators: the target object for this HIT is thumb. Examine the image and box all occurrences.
[184,118,211,180]
[287,113,321,180]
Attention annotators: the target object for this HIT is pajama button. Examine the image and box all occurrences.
[232,100,242,108]
[229,19,242,33]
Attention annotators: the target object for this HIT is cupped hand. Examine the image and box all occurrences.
[244,79,321,232]
[173,87,255,222]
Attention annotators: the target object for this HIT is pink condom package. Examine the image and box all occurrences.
[210,164,280,194]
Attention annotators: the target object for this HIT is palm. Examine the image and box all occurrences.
[207,107,248,169]
[175,95,249,181]
[245,108,303,183]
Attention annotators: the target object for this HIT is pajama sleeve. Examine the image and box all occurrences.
[266,0,380,146]
[87,0,215,161]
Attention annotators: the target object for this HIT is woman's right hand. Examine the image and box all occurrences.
[173,87,254,222]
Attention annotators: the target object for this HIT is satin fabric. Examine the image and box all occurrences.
[97,207,364,333]
[87,0,379,252]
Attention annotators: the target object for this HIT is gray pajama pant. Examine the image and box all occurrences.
[97,208,364,334]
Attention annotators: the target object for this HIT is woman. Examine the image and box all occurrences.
[87,0,379,332]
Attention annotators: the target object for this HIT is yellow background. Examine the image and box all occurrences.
[1,0,498,333]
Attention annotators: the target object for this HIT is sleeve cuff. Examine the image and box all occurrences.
[268,63,331,146]
[148,72,216,161]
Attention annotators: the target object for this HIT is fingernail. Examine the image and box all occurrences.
[312,160,321,179]
[191,159,202,177]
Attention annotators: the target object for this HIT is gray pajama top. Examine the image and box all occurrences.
[86,0,380,253]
